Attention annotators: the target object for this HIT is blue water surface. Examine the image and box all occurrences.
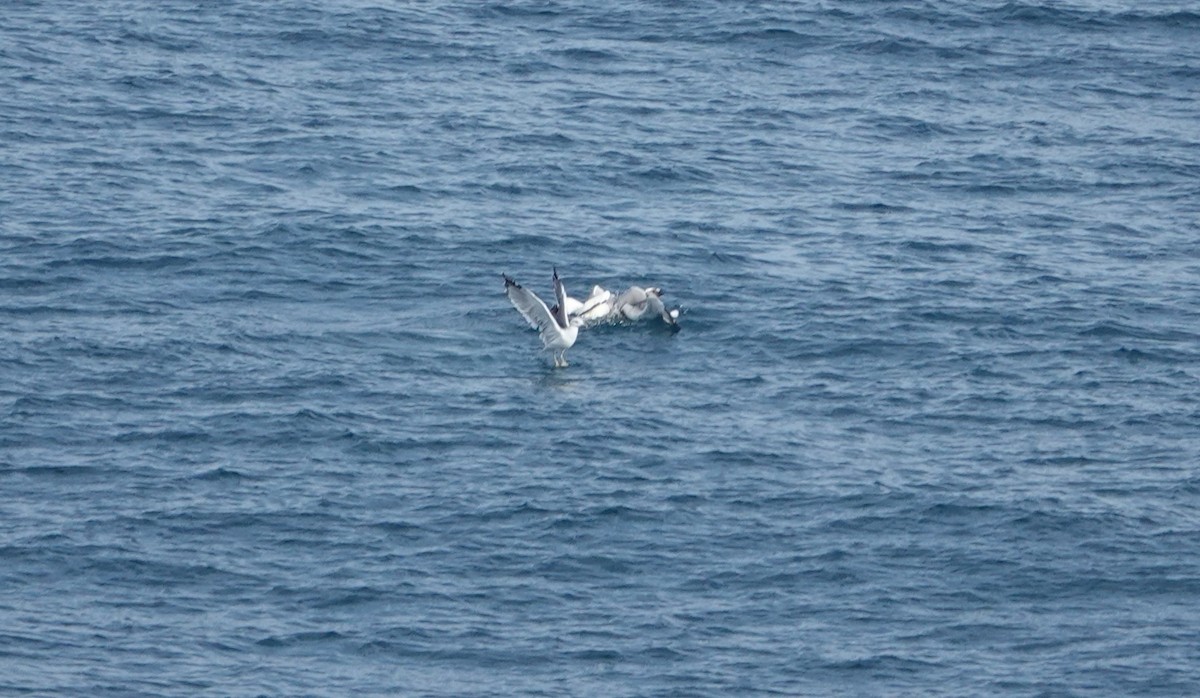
[3,1,1200,695]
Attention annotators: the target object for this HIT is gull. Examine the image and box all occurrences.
[555,284,617,324]
[612,286,680,326]
[503,267,584,367]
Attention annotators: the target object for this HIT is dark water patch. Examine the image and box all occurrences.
[538,553,636,578]
[568,648,624,662]
[309,585,388,610]
[555,47,621,63]
[988,3,1113,30]
[625,164,716,185]
[256,630,347,649]
[725,27,825,51]
[114,426,213,445]
[863,114,960,141]
[822,654,942,674]
[499,131,575,148]
[189,466,250,482]
[834,201,914,214]
[1,463,108,479]
[849,35,967,61]
[473,3,564,21]
[899,239,985,256]
[1079,321,1195,343]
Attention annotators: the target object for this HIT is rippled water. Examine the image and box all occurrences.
[3,2,1200,695]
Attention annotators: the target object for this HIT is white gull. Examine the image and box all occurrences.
[503,267,584,367]
[611,286,680,326]
[557,284,617,324]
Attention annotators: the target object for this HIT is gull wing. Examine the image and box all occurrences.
[551,267,570,329]
[505,274,555,330]
[575,286,613,318]
[505,274,568,350]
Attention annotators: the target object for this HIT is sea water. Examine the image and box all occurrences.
[3,2,1199,695]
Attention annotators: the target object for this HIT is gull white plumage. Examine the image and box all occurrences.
[612,286,680,326]
[503,267,584,367]
[555,284,616,324]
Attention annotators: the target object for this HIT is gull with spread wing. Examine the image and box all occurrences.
[503,267,585,367]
